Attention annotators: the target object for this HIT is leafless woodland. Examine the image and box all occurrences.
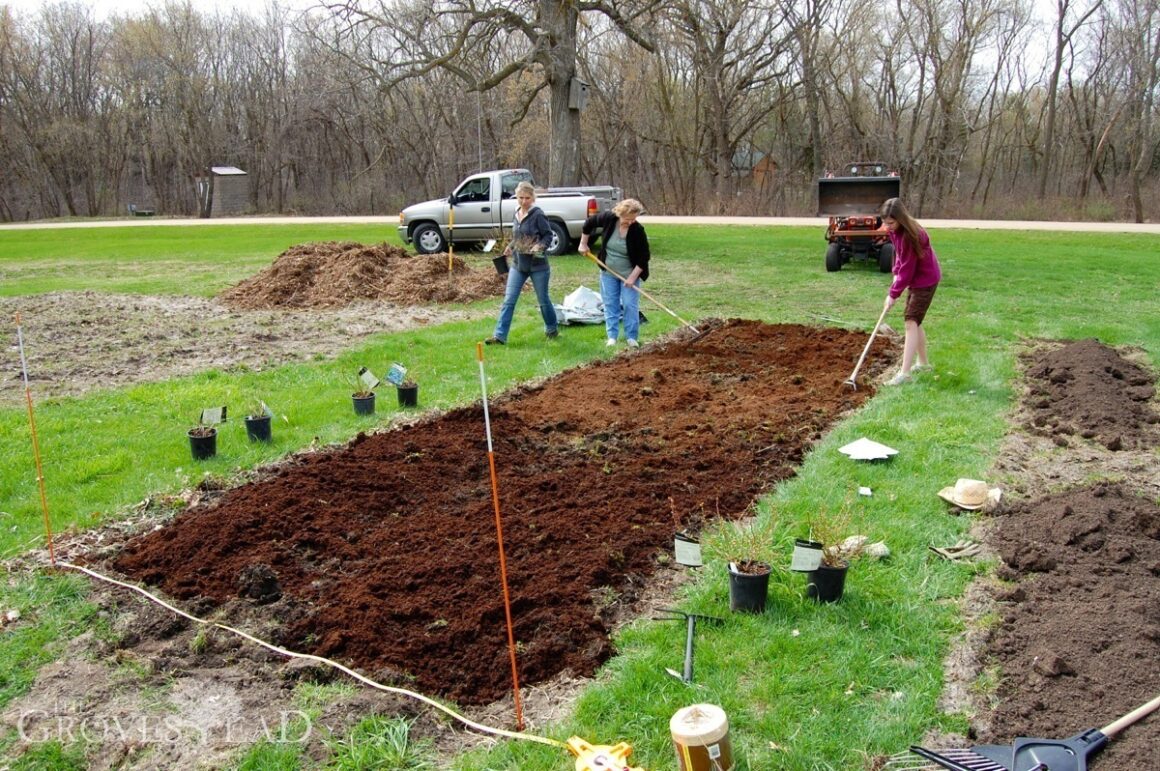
[0,0,1156,222]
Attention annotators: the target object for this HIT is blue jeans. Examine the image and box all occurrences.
[493,266,557,341]
[599,270,641,341]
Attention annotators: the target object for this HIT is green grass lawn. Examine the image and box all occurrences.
[0,222,1157,770]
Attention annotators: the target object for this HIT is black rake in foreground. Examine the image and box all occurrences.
[883,693,1160,771]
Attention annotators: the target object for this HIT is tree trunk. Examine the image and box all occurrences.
[542,0,581,186]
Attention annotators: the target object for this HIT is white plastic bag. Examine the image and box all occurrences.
[555,285,605,325]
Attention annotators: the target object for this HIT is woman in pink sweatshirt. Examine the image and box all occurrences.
[881,197,941,385]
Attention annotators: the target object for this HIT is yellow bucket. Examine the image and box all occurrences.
[670,703,733,771]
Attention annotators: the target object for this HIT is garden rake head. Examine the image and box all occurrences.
[881,692,1160,771]
[655,608,723,684]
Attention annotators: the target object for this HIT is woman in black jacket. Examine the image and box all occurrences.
[578,198,650,348]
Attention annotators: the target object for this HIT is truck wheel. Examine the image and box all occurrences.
[877,242,894,273]
[825,242,843,272]
[412,223,447,254]
[545,221,570,257]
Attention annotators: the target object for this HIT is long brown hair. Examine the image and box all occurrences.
[881,197,925,259]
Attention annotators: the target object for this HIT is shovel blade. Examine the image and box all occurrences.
[1011,729,1106,771]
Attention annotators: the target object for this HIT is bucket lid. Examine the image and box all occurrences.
[670,703,729,745]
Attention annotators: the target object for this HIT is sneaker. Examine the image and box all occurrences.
[545,330,559,340]
[606,338,618,347]
[484,336,505,345]
[912,363,933,373]
[626,339,639,348]
[884,371,911,386]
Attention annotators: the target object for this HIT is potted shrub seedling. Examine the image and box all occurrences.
[244,399,274,442]
[387,362,418,408]
[352,367,378,415]
[717,512,776,613]
[188,406,225,461]
[484,228,511,276]
[803,504,865,603]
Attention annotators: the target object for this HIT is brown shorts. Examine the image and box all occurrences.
[904,285,937,324]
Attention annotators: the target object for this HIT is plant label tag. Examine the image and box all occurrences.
[386,362,408,386]
[791,539,823,571]
[858,486,872,497]
[483,239,497,253]
[199,406,227,425]
[358,367,380,391]
[673,532,702,567]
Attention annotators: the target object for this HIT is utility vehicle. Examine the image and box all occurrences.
[817,162,900,272]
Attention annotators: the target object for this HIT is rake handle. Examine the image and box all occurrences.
[846,303,890,384]
[583,251,699,333]
[1101,693,1160,738]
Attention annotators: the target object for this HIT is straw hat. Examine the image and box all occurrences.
[937,478,1001,510]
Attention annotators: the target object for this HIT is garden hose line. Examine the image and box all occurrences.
[54,561,566,751]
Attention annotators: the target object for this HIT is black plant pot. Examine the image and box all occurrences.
[728,561,771,613]
[491,256,509,275]
[806,563,848,603]
[397,383,418,408]
[352,392,376,415]
[244,415,272,442]
[188,427,217,460]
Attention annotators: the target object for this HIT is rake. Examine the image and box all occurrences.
[843,303,889,390]
[884,692,1160,771]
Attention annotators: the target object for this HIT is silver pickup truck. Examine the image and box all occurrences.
[397,169,622,256]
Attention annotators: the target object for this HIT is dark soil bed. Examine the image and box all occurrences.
[110,320,893,705]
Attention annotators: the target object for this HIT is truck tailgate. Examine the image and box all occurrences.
[817,177,901,216]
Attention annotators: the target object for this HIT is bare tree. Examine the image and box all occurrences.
[665,0,793,213]
[312,0,658,186]
[1107,0,1159,221]
[1037,0,1102,199]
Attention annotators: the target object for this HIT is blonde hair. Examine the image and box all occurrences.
[612,198,645,218]
[514,181,536,199]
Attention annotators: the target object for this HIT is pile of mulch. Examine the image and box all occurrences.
[218,242,504,310]
[1022,338,1160,450]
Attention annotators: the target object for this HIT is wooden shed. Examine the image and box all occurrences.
[209,166,248,217]
[195,166,249,218]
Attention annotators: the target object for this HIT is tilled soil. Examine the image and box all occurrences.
[967,339,1160,767]
[108,320,889,706]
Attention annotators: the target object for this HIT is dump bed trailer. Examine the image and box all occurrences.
[817,163,901,272]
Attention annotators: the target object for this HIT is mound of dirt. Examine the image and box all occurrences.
[1022,337,1160,450]
[974,339,1160,766]
[218,242,504,310]
[109,320,895,706]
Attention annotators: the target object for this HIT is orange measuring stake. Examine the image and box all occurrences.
[475,341,525,730]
